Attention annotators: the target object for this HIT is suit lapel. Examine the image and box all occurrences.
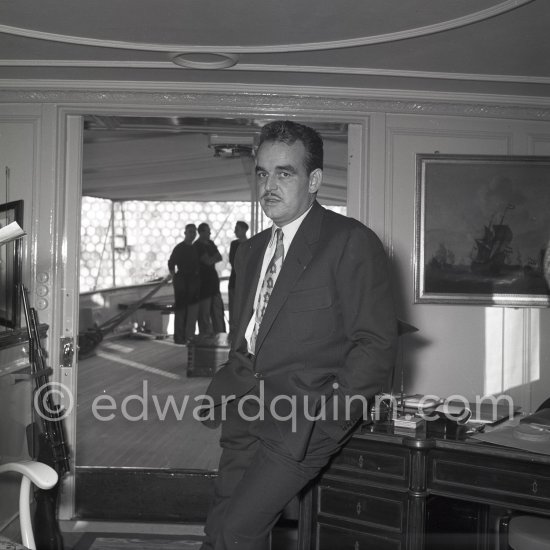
[255,202,324,353]
[233,230,270,349]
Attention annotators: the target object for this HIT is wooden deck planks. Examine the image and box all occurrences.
[76,335,221,470]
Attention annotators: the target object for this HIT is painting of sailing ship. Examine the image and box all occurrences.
[415,154,550,306]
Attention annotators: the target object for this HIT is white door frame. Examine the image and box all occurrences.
[55,97,369,520]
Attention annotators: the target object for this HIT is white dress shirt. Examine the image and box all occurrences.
[245,205,313,353]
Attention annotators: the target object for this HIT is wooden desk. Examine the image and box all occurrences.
[299,422,550,550]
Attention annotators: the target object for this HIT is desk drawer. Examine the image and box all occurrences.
[316,522,402,550]
[317,482,406,532]
[329,441,410,489]
[430,450,550,510]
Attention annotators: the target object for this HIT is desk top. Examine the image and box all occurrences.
[354,419,550,465]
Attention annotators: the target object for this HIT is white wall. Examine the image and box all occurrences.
[0,112,40,537]
[0,114,38,270]
[0,86,549,526]
[0,346,34,538]
[384,114,550,408]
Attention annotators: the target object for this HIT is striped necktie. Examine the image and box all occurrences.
[250,228,284,353]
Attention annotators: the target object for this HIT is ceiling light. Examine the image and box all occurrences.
[171,52,239,70]
[208,134,255,158]
[211,145,254,159]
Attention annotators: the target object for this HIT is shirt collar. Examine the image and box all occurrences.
[269,204,313,247]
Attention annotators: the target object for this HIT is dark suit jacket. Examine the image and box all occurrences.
[205,201,398,460]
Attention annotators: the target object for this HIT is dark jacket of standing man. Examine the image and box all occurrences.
[200,120,398,550]
[194,223,225,335]
[227,220,249,334]
[167,223,200,344]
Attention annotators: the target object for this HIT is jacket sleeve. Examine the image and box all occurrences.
[319,224,398,442]
[167,245,177,273]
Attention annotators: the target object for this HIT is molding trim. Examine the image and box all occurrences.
[236,64,550,85]
[0,81,549,121]
[0,0,532,54]
[1,59,548,87]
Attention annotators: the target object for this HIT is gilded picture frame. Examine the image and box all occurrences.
[415,154,550,307]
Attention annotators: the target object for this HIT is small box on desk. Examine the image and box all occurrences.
[393,415,426,430]
[187,340,230,377]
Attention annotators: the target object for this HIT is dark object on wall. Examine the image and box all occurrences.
[0,200,24,329]
[415,154,550,307]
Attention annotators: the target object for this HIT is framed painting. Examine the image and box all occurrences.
[415,154,550,307]
[0,200,23,328]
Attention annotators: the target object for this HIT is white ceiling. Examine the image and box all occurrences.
[82,117,349,203]
[3,0,547,203]
[0,0,548,97]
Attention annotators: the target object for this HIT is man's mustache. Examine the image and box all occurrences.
[261,191,281,200]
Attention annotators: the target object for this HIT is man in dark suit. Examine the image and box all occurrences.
[228,220,249,335]
[194,222,226,336]
[200,120,398,550]
[168,223,200,344]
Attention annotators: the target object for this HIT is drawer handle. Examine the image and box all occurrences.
[532,480,538,494]
[356,501,362,516]
[357,454,364,469]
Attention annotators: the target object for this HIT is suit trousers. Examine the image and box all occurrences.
[173,302,198,344]
[210,293,226,334]
[197,297,213,335]
[200,390,342,550]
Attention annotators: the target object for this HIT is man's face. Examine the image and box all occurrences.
[234,224,245,239]
[185,226,197,241]
[199,226,211,241]
[255,140,321,227]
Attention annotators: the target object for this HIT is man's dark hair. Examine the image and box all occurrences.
[236,221,249,232]
[185,223,196,231]
[198,222,210,233]
[258,120,323,175]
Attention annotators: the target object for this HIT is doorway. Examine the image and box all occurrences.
[69,114,351,522]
